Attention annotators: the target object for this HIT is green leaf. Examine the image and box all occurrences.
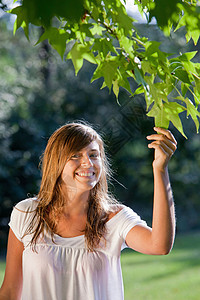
[112,79,120,99]
[185,98,200,133]
[147,101,187,138]
[177,96,200,133]
[90,4,100,20]
[91,59,119,91]
[164,102,187,138]
[181,82,189,97]
[36,28,69,59]
[108,0,134,36]
[170,52,198,81]
[9,6,29,40]
[112,68,132,99]
[133,85,145,96]
[192,73,200,96]
[179,51,197,62]
[149,0,180,28]
[186,29,200,45]
[118,70,132,94]
[92,38,116,58]
[134,67,146,86]
[141,60,156,75]
[90,23,106,36]
[175,3,200,45]
[118,35,134,58]
[144,76,169,108]
[193,86,200,106]
[173,69,191,84]
[74,23,94,43]
[145,41,169,62]
[147,102,170,129]
[67,42,97,75]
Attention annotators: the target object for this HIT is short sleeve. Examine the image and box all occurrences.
[105,205,148,253]
[118,206,147,241]
[8,198,38,243]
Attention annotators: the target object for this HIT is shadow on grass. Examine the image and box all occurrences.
[121,231,200,281]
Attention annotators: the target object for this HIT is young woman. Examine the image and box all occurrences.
[0,122,177,300]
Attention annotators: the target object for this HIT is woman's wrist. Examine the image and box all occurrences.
[152,162,169,174]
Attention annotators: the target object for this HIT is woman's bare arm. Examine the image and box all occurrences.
[125,127,176,255]
[0,229,24,300]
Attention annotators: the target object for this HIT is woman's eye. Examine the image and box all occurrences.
[71,154,80,159]
[90,153,99,158]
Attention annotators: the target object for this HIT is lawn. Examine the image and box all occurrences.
[121,232,200,300]
[0,260,5,286]
[0,232,200,299]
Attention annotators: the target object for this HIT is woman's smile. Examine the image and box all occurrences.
[75,171,95,178]
[62,141,102,191]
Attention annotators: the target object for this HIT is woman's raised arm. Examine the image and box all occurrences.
[0,228,24,300]
[125,127,177,255]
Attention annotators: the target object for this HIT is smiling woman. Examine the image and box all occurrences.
[30,122,117,250]
[0,122,177,300]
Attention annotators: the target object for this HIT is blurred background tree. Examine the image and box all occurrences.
[0,1,200,254]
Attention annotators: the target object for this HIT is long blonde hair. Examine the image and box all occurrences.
[27,122,118,251]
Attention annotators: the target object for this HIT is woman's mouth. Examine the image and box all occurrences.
[75,172,95,177]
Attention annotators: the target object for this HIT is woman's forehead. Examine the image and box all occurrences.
[81,140,100,151]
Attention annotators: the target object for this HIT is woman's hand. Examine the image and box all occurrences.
[146,127,177,172]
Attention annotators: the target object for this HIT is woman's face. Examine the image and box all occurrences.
[61,140,102,193]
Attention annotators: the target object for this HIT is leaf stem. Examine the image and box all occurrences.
[132,36,145,47]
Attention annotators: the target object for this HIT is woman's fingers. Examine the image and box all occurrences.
[148,140,175,157]
[146,128,177,170]
[153,127,177,145]
[146,133,177,153]
[147,128,177,152]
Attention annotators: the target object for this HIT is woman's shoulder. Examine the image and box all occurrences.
[14,197,39,212]
[108,204,126,221]
[108,204,144,223]
[9,197,39,241]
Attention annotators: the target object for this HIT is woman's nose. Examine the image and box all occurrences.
[81,155,93,166]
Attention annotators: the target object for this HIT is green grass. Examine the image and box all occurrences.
[121,232,200,300]
[0,260,5,286]
[1,232,200,299]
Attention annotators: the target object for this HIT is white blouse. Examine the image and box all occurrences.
[9,198,147,300]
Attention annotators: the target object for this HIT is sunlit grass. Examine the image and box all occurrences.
[121,232,200,300]
[1,232,200,299]
[0,261,5,286]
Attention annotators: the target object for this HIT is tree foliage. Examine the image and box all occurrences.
[8,0,200,136]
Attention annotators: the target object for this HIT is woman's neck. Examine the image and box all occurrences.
[61,185,90,217]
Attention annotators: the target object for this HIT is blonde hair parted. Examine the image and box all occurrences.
[28,122,118,251]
